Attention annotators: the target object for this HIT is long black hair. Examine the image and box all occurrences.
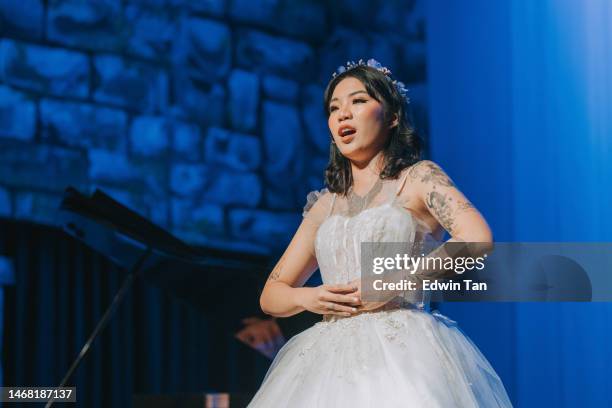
[322,65,423,196]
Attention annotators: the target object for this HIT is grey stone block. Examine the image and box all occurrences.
[275,0,327,40]
[236,29,314,79]
[171,121,202,161]
[88,149,140,183]
[172,76,226,126]
[40,98,127,151]
[262,75,299,103]
[0,39,89,97]
[0,0,44,40]
[128,0,225,15]
[301,84,330,154]
[93,54,168,112]
[125,5,176,60]
[262,101,304,185]
[230,0,327,41]
[170,163,207,196]
[135,159,169,196]
[0,140,88,191]
[127,0,176,7]
[317,28,371,83]
[229,208,300,249]
[229,0,274,26]
[228,69,259,132]
[329,0,376,28]
[202,170,261,207]
[0,85,36,141]
[265,184,297,210]
[204,127,261,171]
[130,116,169,157]
[183,0,226,16]
[171,197,225,235]
[173,17,231,83]
[47,0,124,51]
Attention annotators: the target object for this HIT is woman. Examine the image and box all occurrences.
[248,59,512,407]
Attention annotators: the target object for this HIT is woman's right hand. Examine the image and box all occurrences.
[297,284,362,316]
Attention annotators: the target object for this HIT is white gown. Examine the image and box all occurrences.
[248,166,513,407]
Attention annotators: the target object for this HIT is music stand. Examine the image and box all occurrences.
[46,187,265,407]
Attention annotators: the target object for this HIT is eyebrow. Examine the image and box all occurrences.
[329,90,368,104]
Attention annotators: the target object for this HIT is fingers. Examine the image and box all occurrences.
[325,292,361,306]
[321,301,357,315]
[318,286,361,307]
[326,283,358,293]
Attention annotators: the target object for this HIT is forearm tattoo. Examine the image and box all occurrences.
[410,161,477,235]
[268,253,286,281]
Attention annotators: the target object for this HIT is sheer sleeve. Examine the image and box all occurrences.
[282,188,333,268]
[302,188,334,228]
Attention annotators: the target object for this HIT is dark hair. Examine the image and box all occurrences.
[322,65,423,196]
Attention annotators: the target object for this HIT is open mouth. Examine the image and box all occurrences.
[338,126,357,138]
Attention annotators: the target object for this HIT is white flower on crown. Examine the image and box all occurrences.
[331,58,410,104]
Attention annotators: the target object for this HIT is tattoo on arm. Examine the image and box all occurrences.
[409,161,478,235]
[426,194,478,235]
[408,161,455,187]
[268,253,286,281]
[425,191,457,234]
[457,200,475,212]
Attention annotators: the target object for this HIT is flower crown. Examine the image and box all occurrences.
[331,58,410,104]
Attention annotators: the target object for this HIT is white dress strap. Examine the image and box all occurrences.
[394,169,411,197]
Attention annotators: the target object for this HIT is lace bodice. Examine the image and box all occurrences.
[302,163,436,306]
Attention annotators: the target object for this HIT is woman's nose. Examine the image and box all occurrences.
[338,104,352,120]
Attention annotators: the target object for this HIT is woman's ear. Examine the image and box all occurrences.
[388,113,399,129]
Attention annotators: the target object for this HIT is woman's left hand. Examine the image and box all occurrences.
[347,278,394,312]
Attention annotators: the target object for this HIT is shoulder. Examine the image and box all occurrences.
[302,188,334,218]
[396,160,456,205]
[403,160,454,187]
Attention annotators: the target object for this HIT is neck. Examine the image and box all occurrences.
[350,150,384,190]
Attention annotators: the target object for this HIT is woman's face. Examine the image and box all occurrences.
[328,77,395,162]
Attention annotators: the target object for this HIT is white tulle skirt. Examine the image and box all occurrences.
[248,307,512,408]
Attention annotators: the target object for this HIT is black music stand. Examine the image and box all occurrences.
[47,187,265,407]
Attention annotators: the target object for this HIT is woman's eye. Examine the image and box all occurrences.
[353,98,366,103]
[329,106,338,112]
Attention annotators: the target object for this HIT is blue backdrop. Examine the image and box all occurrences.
[427,0,612,406]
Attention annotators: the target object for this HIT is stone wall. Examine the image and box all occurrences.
[0,0,427,254]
